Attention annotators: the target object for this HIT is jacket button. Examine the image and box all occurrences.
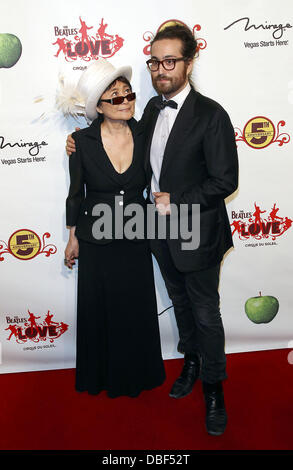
[84,211,88,215]
[120,190,125,195]
[119,201,123,206]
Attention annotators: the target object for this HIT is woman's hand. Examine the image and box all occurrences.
[64,228,79,269]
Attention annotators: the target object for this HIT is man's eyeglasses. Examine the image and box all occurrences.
[146,58,188,72]
[99,92,136,105]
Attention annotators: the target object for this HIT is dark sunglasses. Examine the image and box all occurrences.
[99,92,136,105]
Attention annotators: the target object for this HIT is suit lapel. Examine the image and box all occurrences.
[159,89,199,184]
[143,98,161,180]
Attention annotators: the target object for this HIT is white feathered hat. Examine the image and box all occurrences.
[56,58,132,121]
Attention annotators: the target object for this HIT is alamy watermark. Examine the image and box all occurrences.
[91,197,200,251]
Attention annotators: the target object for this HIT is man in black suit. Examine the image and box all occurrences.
[140,25,238,436]
[66,24,238,436]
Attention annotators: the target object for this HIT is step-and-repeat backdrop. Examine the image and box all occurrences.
[1,0,293,373]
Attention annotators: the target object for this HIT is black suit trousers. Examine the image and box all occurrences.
[151,239,227,384]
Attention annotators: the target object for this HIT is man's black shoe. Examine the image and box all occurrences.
[169,354,200,399]
[202,381,227,436]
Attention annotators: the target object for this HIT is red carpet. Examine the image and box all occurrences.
[0,348,292,451]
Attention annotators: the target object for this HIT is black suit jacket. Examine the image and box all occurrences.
[140,87,239,272]
[66,116,148,244]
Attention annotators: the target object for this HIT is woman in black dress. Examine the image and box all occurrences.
[64,59,165,398]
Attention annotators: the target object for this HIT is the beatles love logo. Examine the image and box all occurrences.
[6,310,69,344]
[231,202,292,241]
[53,17,124,62]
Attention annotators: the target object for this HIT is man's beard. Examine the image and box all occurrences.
[151,70,188,97]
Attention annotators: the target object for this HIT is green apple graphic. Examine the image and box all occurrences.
[0,33,22,68]
[245,292,279,324]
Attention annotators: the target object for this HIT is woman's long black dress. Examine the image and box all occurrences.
[66,116,165,398]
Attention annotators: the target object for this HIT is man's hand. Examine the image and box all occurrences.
[153,192,171,215]
[66,127,80,155]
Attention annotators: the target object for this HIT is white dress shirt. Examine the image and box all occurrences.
[150,82,191,202]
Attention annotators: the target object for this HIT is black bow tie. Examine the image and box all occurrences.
[155,99,178,110]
